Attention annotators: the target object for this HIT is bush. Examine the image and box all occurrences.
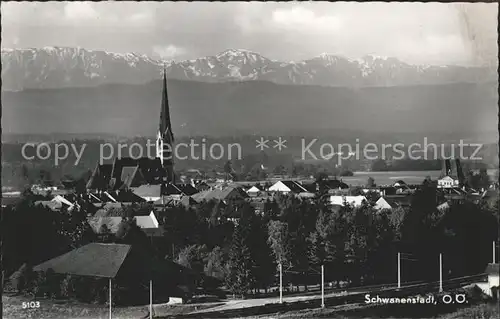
[45,268,62,298]
[8,264,29,293]
[31,271,47,297]
[60,275,76,299]
[452,303,499,319]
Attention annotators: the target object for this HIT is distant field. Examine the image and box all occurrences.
[334,169,498,186]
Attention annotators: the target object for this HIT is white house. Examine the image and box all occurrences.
[246,185,262,194]
[132,185,162,202]
[374,197,394,210]
[52,195,78,210]
[330,195,367,207]
[476,263,499,298]
[135,211,160,229]
[268,181,308,194]
[437,176,459,189]
[87,211,163,237]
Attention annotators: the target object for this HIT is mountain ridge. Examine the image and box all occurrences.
[2,47,496,91]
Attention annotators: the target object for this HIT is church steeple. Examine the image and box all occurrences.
[159,66,173,143]
[156,66,175,183]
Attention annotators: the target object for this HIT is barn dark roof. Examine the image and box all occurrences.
[33,243,132,278]
[384,195,412,207]
[107,190,146,203]
[304,179,349,192]
[323,179,349,189]
[86,164,113,190]
[176,184,198,196]
[281,180,308,193]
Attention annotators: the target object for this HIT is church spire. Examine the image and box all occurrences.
[156,65,175,183]
[159,65,174,143]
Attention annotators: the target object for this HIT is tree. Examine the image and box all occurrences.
[267,220,292,268]
[366,177,376,187]
[314,171,328,182]
[98,224,112,243]
[177,245,208,274]
[422,175,432,186]
[74,178,87,194]
[226,223,255,297]
[308,206,348,286]
[389,207,407,241]
[478,168,491,190]
[339,169,354,177]
[365,190,380,203]
[224,161,234,181]
[371,159,388,172]
[21,164,31,184]
[465,169,491,190]
[344,205,371,285]
[205,247,227,280]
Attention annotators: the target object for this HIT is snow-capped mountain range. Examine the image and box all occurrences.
[1,47,496,91]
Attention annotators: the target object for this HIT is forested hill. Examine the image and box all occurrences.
[2,79,497,138]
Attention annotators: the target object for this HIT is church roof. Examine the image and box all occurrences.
[86,163,113,190]
[87,157,166,191]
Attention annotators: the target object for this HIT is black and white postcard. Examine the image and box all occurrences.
[1,2,498,319]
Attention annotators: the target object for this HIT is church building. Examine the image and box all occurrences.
[86,69,192,199]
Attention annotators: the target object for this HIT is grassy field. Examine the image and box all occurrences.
[2,294,222,319]
[4,287,498,319]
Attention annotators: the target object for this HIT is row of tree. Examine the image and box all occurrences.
[161,186,498,296]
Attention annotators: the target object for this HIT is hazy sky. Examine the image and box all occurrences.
[2,2,497,66]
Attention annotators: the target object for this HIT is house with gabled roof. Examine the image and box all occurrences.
[374,197,396,210]
[191,185,248,204]
[268,180,308,194]
[246,185,262,194]
[31,243,198,305]
[438,175,460,189]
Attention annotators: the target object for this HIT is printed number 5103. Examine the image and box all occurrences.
[22,301,40,309]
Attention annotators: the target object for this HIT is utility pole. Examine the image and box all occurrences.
[321,265,325,308]
[439,253,443,293]
[279,262,283,304]
[150,279,153,319]
[493,241,496,263]
[0,199,3,319]
[397,252,401,289]
[109,278,112,319]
